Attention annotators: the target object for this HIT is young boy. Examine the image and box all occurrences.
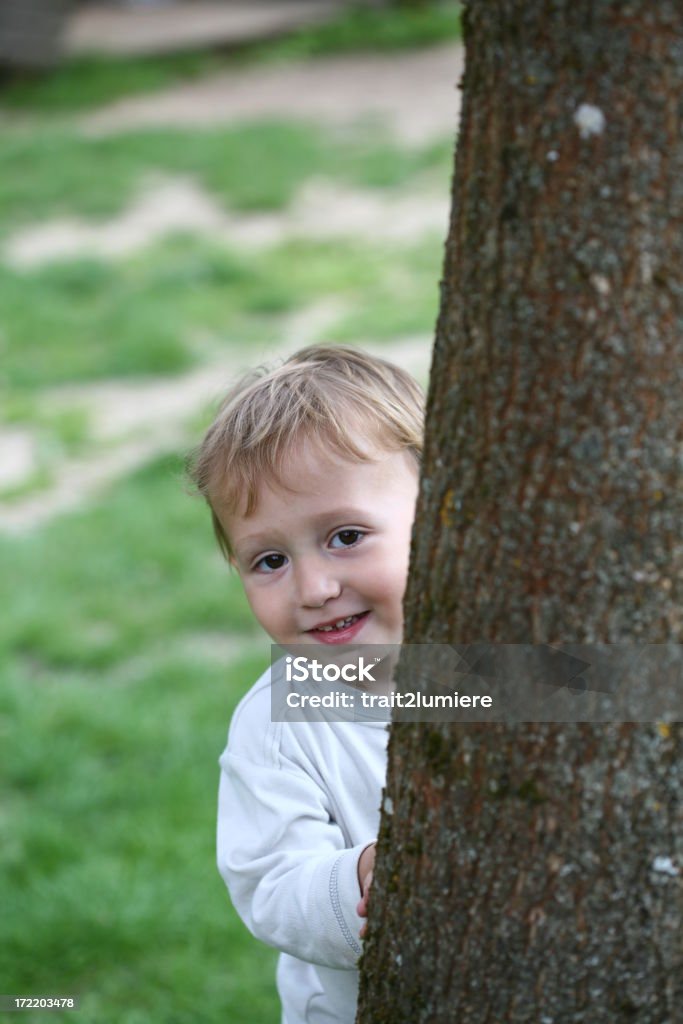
[188,345,424,1024]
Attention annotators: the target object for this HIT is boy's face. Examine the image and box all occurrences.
[222,441,419,648]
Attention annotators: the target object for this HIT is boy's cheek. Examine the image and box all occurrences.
[240,584,275,634]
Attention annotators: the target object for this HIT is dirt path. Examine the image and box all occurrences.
[6,42,461,265]
[5,177,450,267]
[81,43,464,145]
[66,1,350,58]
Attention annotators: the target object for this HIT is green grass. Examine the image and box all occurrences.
[0,122,328,227]
[0,50,230,115]
[0,454,278,1021]
[1,233,444,395]
[245,0,460,62]
[0,454,256,670]
[0,122,451,230]
[1,657,279,1024]
[0,403,90,500]
[0,123,287,225]
[0,1,460,114]
[0,465,53,502]
[326,235,443,341]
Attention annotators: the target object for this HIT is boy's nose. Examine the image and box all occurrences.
[296,562,342,608]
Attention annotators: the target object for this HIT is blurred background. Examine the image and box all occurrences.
[0,2,461,1020]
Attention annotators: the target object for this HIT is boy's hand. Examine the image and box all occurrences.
[356,842,376,938]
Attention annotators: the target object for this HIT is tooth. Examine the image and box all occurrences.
[316,614,360,632]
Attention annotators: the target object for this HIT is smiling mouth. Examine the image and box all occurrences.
[308,611,370,634]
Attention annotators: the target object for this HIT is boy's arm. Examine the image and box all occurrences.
[218,749,373,970]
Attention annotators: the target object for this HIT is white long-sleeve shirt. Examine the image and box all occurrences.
[217,664,388,1024]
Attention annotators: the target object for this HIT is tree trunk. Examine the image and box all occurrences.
[357,3,683,1022]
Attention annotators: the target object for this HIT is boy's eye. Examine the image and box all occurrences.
[330,529,363,549]
[254,553,287,573]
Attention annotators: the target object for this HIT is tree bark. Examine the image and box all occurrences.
[357,3,683,1021]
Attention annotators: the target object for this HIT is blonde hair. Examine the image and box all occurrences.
[187,344,424,560]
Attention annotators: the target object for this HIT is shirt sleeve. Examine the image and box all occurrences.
[217,747,368,969]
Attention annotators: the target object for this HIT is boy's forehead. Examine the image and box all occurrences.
[237,450,364,519]
[274,436,414,497]
[284,433,377,473]
[224,442,417,532]
[280,438,370,485]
